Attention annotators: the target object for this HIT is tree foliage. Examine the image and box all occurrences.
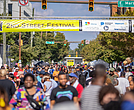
[74,39,86,56]
[98,10,134,58]
[0,31,69,65]
[81,10,134,63]
[98,32,134,57]
[81,39,126,63]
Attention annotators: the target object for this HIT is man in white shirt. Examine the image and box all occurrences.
[125,68,133,79]
[113,78,123,96]
[117,71,129,95]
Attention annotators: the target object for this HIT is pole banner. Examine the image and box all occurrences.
[0,20,79,32]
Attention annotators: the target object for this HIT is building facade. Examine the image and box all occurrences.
[0,0,32,18]
[0,44,11,67]
[0,0,32,67]
[110,4,134,16]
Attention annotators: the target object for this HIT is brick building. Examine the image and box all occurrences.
[111,4,134,16]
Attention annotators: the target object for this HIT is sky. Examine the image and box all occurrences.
[31,0,118,49]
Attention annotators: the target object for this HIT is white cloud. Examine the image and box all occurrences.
[34,9,54,16]
[53,3,110,16]
[32,3,41,8]
[95,6,109,15]
[32,3,55,16]
[32,2,110,16]
[43,9,54,16]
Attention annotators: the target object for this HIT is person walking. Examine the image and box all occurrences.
[81,64,107,110]
[50,73,78,109]
[125,68,133,79]
[53,67,59,83]
[69,73,83,102]
[10,74,49,110]
[0,86,14,110]
[107,68,118,84]
[0,69,15,102]
[117,71,130,94]
[43,73,58,105]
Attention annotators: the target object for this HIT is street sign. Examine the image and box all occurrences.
[18,60,21,63]
[85,40,90,44]
[46,41,54,44]
[118,1,134,7]
[18,0,29,6]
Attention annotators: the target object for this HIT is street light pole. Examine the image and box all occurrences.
[31,8,34,47]
[19,6,21,65]
[3,0,6,66]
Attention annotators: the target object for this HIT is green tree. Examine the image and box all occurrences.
[0,24,70,65]
[98,32,134,57]
[75,39,86,57]
[81,9,134,63]
[52,32,69,62]
[81,39,126,63]
[6,32,35,65]
[98,10,134,59]
[9,44,35,65]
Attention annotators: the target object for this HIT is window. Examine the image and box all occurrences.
[124,8,127,14]
[24,10,30,17]
[8,4,12,16]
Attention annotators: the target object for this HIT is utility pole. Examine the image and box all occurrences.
[19,6,21,65]
[41,31,42,39]
[3,0,6,65]
[31,8,34,47]
[46,31,47,37]
[110,5,112,16]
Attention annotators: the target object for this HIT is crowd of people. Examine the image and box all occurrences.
[0,63,134,110]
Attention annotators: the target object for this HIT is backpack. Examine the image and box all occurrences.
[78,71,86,88]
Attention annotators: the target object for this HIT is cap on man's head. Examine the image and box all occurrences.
[36,71,40,74]
[1,66,5,69]
[76,67,79,69]
[39,70,45,75]
[69,73,78,78]
[44,72,50,76]
[110,68,115,72]
[16,67,19,70]
[43,75,50,79]
[0,69,7,76]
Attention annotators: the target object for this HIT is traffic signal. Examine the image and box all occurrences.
[64,40,67,46]
[76,51,78,57]
[21,40,23,46]
[81,40,84,46]
[89,0,94,12]
[42,0,47,10]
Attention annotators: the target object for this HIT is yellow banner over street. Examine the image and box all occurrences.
[0,20,79,32]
